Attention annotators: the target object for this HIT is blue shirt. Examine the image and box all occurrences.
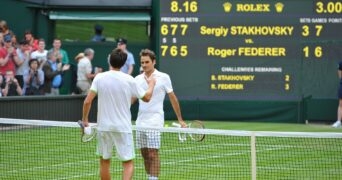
[120,51,135,74]
[48,60,62,88]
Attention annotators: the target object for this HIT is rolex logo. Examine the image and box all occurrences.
[275,2,284,13]
[223,2,232,13]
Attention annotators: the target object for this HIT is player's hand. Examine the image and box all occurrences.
[145,75,156,86]
[82,120,89,127]
[179,120,187,128]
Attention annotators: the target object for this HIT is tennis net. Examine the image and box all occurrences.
[1,118,342,180]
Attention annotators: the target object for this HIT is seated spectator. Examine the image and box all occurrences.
[42,50,70,96]
[23,59,44,95]
[1,70,23,96]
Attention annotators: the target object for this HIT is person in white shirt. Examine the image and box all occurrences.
[134,49,186,180]
[81,48,156,180]
[30,39,48,69]
[77,48,102,95]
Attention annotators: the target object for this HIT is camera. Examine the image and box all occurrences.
[34,71,38,76]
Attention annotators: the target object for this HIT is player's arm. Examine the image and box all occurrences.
[82,90,96,127]
[127,53,135,75]
[168,92,186,127]
[127,64,134,75]
[141,76,156,102]
[338,69,342,79]
[131,97,138,105]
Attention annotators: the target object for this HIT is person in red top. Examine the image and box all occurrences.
[0,34,17,76]
[24,30,39,52]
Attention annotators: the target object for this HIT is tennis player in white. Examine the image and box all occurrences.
[135,49,186,180]
[82,48,156,180]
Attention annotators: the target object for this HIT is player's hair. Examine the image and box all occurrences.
[139,49,156,61]
[109,48,127,68]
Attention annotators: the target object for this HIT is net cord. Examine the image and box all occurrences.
[1,118,342,138]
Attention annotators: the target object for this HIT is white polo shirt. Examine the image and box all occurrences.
[90,70,146,132]
[135,69,173,128]
[77,57,92,81]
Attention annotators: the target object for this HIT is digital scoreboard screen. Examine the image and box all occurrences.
[157,0,342,100]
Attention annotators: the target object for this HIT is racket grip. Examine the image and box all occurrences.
[172,122,181,128]
[77,120,84,128]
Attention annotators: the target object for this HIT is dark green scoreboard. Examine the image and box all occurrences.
[156,0,342,100]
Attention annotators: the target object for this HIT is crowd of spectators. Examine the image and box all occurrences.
[0,20,72,97]
[0,20,136,97]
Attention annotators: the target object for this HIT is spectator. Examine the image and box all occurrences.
[15,40,31,88]
[0,75,3,96]
[71,52,84,95]
[116,38,135,75]
[74,52,85,63]
[77,48,102,95]
[50,38,70,94]
[23,58,44,95]
[50,38,69,64]
[24,30,38,52]
[0,20,15,38]
[91,24,106,42]
[0,34,17,77]
[11,34,18,48]
[42,50,70,95]
[1,70,23,96]
[0,33,3,47]
[30,38,48,69]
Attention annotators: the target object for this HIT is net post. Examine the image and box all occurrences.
[251,132,257,180]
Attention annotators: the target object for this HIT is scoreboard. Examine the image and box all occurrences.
[157,0,342,100]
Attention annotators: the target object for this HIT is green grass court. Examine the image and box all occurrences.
[56,21,149,43]
[1,121,342,179]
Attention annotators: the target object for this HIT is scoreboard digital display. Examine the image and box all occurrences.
[157,0,342,100]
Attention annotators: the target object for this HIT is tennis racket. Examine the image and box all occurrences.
[171,120,205,142]
[77,120,97,142]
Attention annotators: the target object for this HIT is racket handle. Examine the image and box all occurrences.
[172,122,181,128]
[77,120,84,128]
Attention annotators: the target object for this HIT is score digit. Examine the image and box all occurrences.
[170,1,198,13]
[303,46,323,58]
[170,1,179,12]
[301,25,323,37]
[160,24,189,36]
[316,1,342,14]
[160,45,188,57]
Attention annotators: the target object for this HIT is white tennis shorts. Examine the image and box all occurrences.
[96,131,135,161]
[136,130,161,149]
